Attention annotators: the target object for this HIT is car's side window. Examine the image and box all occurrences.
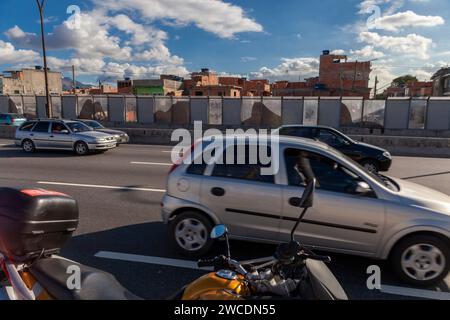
[284,148,370,195]
[0,115,6,120]
[51,123,69,134]
[317,130,345,147]
[20,122,35,132]
[212,145,274,184]
[280,127,310,138]
[32,122,50,133]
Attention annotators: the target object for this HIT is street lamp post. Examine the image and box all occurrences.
[36,0,52,118]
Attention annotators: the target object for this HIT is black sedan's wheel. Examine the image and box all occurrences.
[391,235,450,287]
[22,139,35,153]
[74,141,89,156]
[361,159,380,174]
[169,211,214,257]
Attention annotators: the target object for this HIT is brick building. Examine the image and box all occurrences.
[0,67,62,95]
[405,82,433,97]
[117,75,184,96]
[318,51,372,98]
[271,51,372,98]
[432,68,450,96]
[271,78,321,97]
[219,77,271,96]
[185,69,242,97]
[384,81,433,98]
[89,84,118,95]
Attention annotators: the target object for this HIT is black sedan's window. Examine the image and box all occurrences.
[279,127,311,138]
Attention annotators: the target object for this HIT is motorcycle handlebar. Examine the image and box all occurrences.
[197,258,217,268]
[197,256,228,269]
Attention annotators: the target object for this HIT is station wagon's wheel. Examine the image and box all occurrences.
[391,235,450,287]
[22,139,35,153]
[170,211,214,257]
[361,159,380,174]
[74,141,89,156]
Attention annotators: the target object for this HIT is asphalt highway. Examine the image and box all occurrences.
[0,139,449,300]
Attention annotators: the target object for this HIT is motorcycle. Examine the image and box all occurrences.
[0,188,139,300]
[173,179,348,300]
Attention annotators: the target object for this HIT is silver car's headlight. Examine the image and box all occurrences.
[383,151,392,159]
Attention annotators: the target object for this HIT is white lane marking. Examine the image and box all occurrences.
[131,162,173,166]
[381,285,450,300]
[95,251,212,271]
[37,181,166,193]
[95,251,450,300]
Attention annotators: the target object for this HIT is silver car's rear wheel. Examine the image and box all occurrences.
[392,235,450,287]
[175,218,208,251]
[401,244,446,282]
[22,139,35,153]
[170,211,214,257]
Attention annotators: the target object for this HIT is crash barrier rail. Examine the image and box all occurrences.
[1,95,450,130]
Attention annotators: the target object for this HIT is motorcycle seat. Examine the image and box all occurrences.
[29,257,142,300]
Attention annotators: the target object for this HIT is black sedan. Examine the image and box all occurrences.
[76,120,130,145]
[275,125,392,173]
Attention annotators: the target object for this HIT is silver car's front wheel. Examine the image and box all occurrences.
[392,235,450,286]
[401,244,446,282]
[170,211,213,257]
[74,141,89,156]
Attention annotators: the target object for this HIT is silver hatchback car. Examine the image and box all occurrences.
[162,135,450,286]
[15,119,117,155]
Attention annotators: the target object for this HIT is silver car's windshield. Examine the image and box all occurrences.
[329,147,399,192]
[84,120,104,129]
[67,122,93,133]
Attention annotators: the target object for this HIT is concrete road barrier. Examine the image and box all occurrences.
[114,127,450,158]
[350,134,450,158]
[1,125,449,158]
[0,125,17,139]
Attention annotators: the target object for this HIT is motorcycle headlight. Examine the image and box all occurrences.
[383,151,392,159]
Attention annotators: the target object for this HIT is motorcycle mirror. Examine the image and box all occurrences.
[290,179,316,242]
[210,225,228,240]
[299,178,316,209]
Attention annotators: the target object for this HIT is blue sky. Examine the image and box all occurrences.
[1,0,449,88]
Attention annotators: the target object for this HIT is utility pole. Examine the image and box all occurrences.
[373,76,379,99]
[36,0,52,118]
[72,65,76,94]
[352,60,358,92]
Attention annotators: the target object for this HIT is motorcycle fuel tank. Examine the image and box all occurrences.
[182,272,251,300]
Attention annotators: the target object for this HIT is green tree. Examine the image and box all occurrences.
[391,75,418,87]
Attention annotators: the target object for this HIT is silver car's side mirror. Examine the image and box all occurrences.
[354,181,373,195]
[210,225,228,240]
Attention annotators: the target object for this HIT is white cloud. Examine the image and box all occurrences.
[350,46,385,59]
[5,11,133,61]
[241,56,258,62]
[251,57,319,80]
[94,0,263,39]
[358,31,433,59]
[331,49,346,55]
[371,10,444,31]
[0,40,39,65]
